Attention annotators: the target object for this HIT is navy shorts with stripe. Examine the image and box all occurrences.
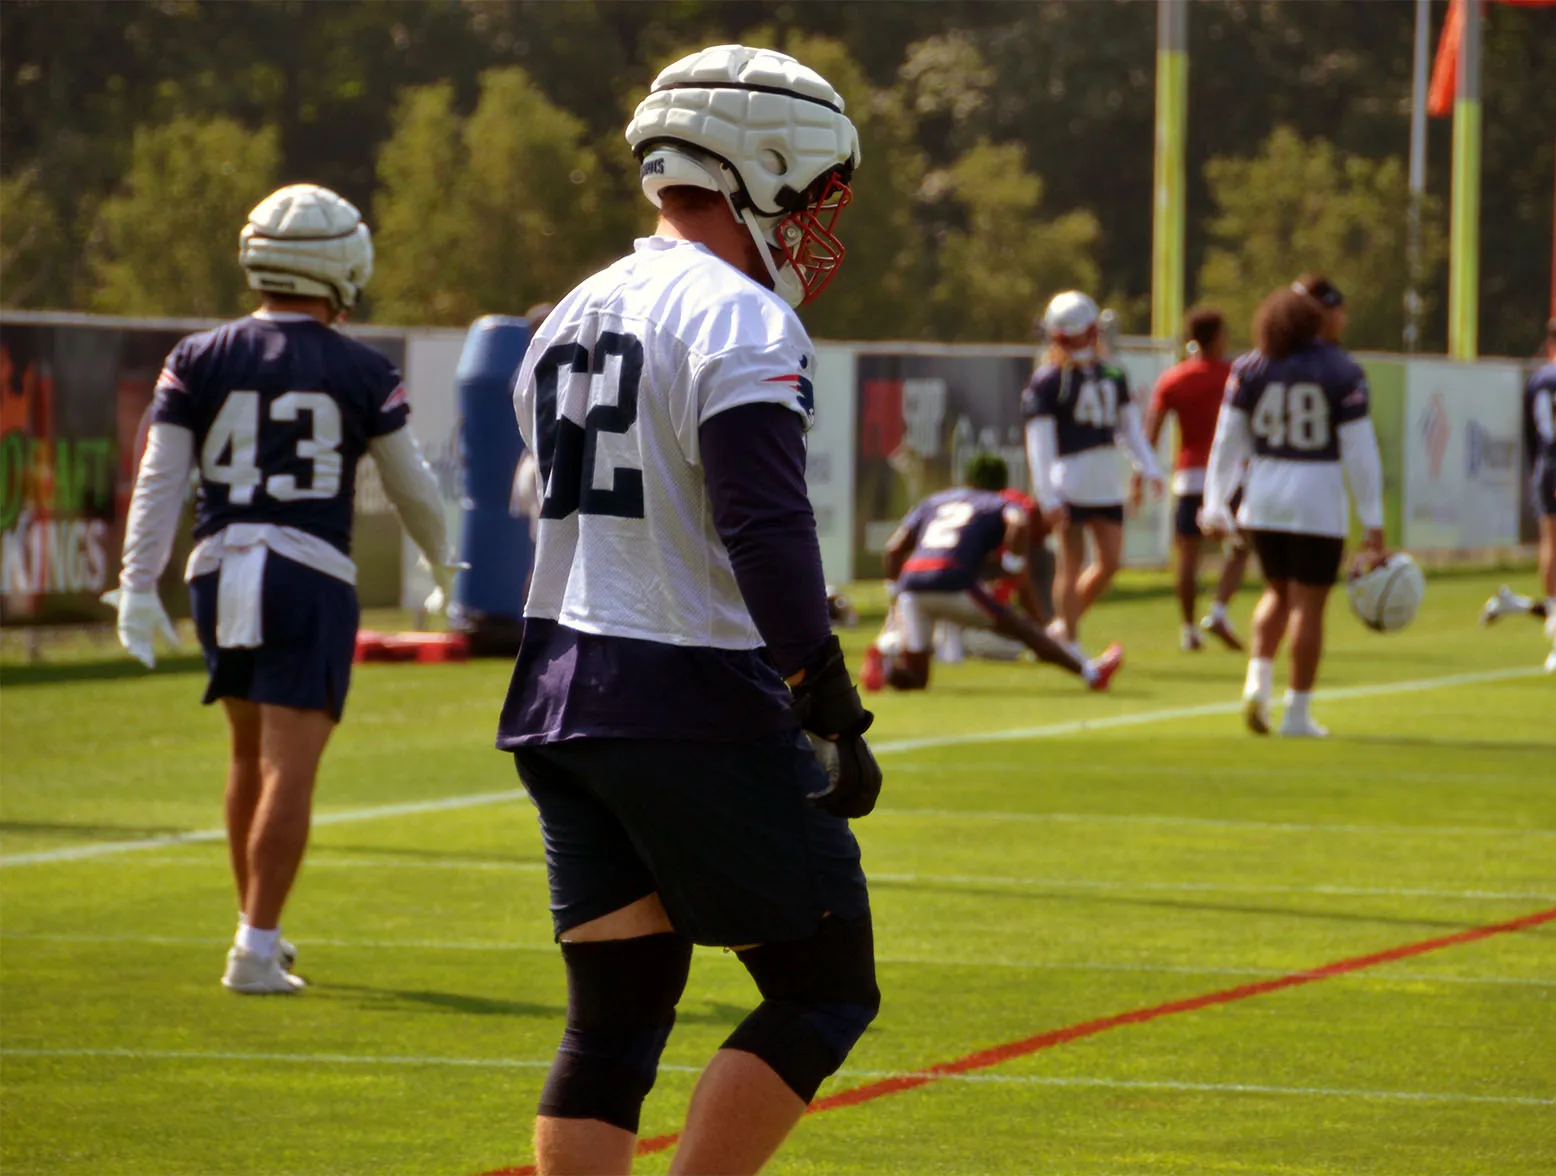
[514,730,871,947]
[190,552,359,721]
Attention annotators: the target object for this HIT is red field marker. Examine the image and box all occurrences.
[478,905,1556,1176]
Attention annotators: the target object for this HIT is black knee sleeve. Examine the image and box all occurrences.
[722,914,880,1103]
[538,932,692,1133]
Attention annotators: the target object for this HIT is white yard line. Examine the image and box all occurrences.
[2,1046,1548,1106]
[2,665,1545,870]
[4,931,1548,988]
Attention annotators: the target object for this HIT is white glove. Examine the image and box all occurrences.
[101,588,178,669]
[419,556,466,617]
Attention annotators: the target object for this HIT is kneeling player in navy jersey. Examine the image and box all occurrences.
[1479,319,1556,672]
[1202,276,1387,736]
[861,454,1123,693]
[499,47,881,1174]
[107,185,458,993]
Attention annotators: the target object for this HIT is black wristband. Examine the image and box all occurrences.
[791,634,873,739]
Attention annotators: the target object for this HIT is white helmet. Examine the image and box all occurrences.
[1041,291,1101,343]
[624,44,861,306]
[239,183,374,311]
[1347,552,1426,632]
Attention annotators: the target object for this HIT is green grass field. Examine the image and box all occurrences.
[2,569,1553,1175]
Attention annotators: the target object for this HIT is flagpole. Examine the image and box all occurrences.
[1151,0,1188,344]
[1405,0,1430,352]
[1448,0,1481,359]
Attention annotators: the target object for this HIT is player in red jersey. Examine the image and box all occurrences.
[1137,307,1250,651]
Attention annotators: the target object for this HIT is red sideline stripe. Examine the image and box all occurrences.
[477,906,1556,1176]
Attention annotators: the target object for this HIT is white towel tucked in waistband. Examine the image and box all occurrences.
[184,522,357,649]
[216,538,269,649]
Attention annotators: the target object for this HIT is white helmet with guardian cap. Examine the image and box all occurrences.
[624,44,861,306]
[1041,291,1101,343]
[239,183,374,311]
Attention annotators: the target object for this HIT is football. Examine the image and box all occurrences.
[1347,552,1426,632]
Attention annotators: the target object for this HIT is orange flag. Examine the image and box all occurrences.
[1429,0,1556,117]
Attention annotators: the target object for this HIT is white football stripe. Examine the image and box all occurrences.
[1,665,1544,869]
[2,1047,1548,1106]
[3,931,1548,987]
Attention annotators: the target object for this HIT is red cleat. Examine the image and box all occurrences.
[859,644,885,693]
[1087,642,1124,691]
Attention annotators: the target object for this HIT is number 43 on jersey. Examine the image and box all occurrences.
[202,390,343,504]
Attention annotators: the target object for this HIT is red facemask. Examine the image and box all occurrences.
[773,174,853,305]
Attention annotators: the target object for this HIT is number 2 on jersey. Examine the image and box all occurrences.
[202,390,342,504]
[921,501,975,549]
[532,331,646,520]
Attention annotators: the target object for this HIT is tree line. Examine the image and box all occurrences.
[2,0,1551,355]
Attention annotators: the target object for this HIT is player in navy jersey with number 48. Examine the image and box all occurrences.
[1202,276,1387,737]
[106,185,458,994]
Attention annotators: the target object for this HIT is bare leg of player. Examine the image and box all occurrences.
[1173,534,1201,649]
[1279,583,1333,736]
[222,700,264,912]
[1055,523,1087,643]
[243,705,334,931]
[1074,520,1123,621]
[992,609,1123,690]
[1242,579,1289,735]
[1202,540,1250,650]
[670,1050,807,1175]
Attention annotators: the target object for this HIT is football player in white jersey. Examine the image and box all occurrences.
[105,185,456,993]
[498,46,880,1174]
[1202,276,1386,736]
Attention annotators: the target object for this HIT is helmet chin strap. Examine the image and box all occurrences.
[708,165,804,307]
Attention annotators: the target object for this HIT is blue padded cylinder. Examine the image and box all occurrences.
[455,315,532,621]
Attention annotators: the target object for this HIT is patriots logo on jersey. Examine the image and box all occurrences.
[382,382,409,412]
[762,370,816,420]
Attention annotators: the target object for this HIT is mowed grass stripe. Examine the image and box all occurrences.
[4,1048,1548,1108]
[1,664,1542,870]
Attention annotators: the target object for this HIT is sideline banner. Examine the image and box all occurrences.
[1401,359,1523,550]
[850,344,1173,579]
[0,314,408,625]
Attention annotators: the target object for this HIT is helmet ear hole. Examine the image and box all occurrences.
[759,148,787,176]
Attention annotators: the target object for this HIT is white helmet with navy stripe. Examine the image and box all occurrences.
[1347,551,1425,633]
[624,44,861,306]
[239,184,374,311]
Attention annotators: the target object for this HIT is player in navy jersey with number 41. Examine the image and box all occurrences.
[1202,276,1387,737]
[106,185,458,994]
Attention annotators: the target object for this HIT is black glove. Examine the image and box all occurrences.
[791,635,883,819]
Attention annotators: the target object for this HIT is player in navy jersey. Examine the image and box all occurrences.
[1479,318,1556,671]
[106,184,457,994]
[1202,276,1386,736]
[861,454,1122,691]
[1023,292,1164,663]
[501,47,881,1174]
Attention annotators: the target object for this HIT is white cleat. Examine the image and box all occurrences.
[1242,694,1271,736]
[1479,585,1518,626]
[1545,648,1556,674]
[278,938,297,974]
[1277,714,1330,738]
[1181,628,1204,652]
[222,947,305,995]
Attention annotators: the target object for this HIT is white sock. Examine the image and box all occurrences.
[1285,689,1311,723]
[1545,597,1556,625]
[1209,601,1229,624]
[236,921,280,959]
[1245,657,1273,700]
[1504,590,1533,611]
[1081,660,1099,685]
[1182,623,1198,644]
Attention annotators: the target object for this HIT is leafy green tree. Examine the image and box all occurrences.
[88,117,279,317]
[926,141,1101,342]
[373,67,618,325]
[0,167,71,307]
[1197,127,1445,351]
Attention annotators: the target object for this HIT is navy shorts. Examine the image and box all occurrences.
[1535,460,1556,517]
[1177,488,1246,540]
[190,553,359,721]
[1250,529,1344,588]
[1066,502,1125,526]
[513,730,871,946]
